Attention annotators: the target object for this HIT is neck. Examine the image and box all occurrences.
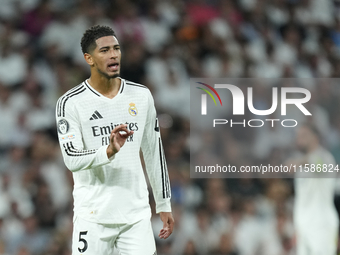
[88,72,121,99]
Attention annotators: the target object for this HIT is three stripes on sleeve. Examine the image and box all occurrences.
[57,84,86,118]
[63,142,96,157]
[159,138,170,199]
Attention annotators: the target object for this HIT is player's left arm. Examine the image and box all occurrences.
[140,90,173,238]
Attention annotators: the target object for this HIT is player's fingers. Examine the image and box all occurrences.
[159,225,172,238]
[159,228,167,234]
[112,125,134,139]
[162,216,174,233]
[158,229,165,237]
[119,130,134,139]
[166,226,173,237]
[111,124,128,134]
[159,214,174,239]
[158,228,168,239]
[117,127,130,135]
[120,130,134,137]
[161,229,171,239]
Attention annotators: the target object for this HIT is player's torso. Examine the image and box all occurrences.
[295,147,337,203]
[294,147,338,226]
[68,80,151,223]
[73,80,148,151]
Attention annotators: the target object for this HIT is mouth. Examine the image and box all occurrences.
[107,63,119,72]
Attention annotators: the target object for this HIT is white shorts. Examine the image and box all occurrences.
[72,216,156,255]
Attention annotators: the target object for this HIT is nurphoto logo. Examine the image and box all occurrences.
[190,78,339,179]
[195,80,312,128]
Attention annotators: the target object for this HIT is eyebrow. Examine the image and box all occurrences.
[98,44,120,51]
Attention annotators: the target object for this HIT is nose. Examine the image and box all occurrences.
[110,49,118,59]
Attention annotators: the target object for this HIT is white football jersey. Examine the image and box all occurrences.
[294,147,339,230]
[56,78,171,224]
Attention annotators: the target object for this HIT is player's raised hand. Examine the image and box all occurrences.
[159,212,174,239]
[107,124,134,158]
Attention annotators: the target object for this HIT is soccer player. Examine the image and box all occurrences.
[55,25,173,254]
[292,125,338,255]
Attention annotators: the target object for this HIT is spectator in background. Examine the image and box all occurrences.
[22,0,53,37]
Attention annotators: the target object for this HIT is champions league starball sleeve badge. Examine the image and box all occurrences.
[57,119,70,135]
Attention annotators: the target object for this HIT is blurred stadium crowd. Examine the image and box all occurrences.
[0,0,340,254]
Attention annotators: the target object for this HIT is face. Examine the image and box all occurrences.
[86,36,121,79]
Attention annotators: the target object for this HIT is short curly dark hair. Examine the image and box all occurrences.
[80,25,117,54]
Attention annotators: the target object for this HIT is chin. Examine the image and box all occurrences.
[109,73,120,79]
[101,72,120,79]
[108,70,120,78]
[97,68,120,79]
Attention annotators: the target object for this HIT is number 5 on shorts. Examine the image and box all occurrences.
[78,231,88,253]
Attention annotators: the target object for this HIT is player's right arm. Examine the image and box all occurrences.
[56,98,129,172]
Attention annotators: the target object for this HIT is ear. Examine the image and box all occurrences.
[84,53,94,66]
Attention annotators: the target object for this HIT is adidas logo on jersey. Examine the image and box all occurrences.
[89,111,103,120]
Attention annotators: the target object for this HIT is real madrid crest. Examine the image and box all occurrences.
[128,103,138,116]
